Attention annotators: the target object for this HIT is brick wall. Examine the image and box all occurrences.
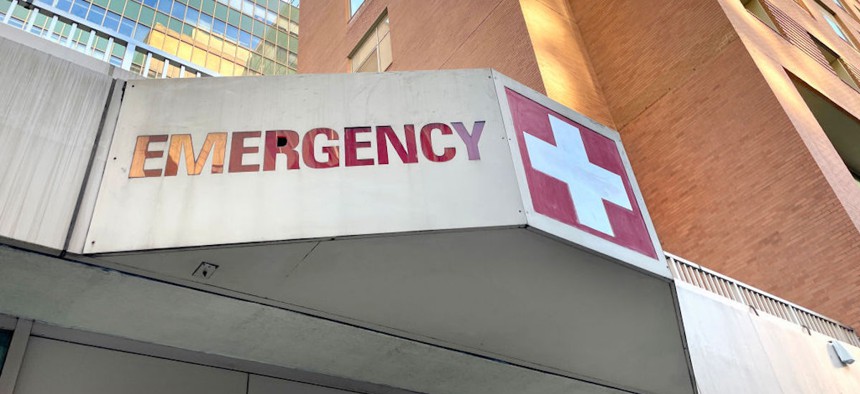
[298,0,545,95]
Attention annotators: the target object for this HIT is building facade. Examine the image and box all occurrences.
[299,0,860,328]
[0,0,298,77]
[3,1,860,393]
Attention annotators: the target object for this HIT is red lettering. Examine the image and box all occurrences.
[303,128,340,169]
[263,130,300,171]
[129,134,168,178]
[229,131,261,173]
[420,123,456,162]
[345,127,374,167]
[377,125,418,165]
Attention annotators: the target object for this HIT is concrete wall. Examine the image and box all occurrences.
[0,23,133,253]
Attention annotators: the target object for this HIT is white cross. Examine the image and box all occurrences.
[523,115,632,236]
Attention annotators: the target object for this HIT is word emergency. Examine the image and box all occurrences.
[129,121,486,178]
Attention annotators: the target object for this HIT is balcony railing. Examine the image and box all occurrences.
[666,252,860,346]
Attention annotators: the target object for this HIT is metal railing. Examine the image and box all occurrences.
[666,252,860,346]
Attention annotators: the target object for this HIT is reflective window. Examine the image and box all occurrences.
[71,0,90,18]
[170,1,184,19]
[350,14,390,72]
[119,16,135,36]
[104,11,121,31]
[156,0,171,14]
[87,5,107,25]
[350,0,363,16]
[56,0,73,12]
[142,0,156,8]
[816,0,856,47]
[0,330,12,375]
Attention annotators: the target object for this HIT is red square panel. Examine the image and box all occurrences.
[506,88,657,259]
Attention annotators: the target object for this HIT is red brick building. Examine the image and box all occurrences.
[299,0,860,327]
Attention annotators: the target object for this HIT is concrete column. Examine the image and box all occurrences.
[161,58,169,78]
[121,43,135,70]
[104,37,113,62]
[142,52,152,77]
[23,8,38,32]
[46,15,58,40]
[85,30,95,53]
[179,64,186,78]
[65,23,77,47]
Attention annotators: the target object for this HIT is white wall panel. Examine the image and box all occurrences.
[0,36,113,251]
[678,284,860,393]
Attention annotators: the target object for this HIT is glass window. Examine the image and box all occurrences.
[251,19,264,36]
[119,17,135,36]
[138,6,155,25]
[107,0,123,13]
[163,34,179,53]
[288,34,297,52]
[178,40,192,59]
[350,15,391,73]
[225,23,238,40]
[187,0,201,9]
[250,34,260,48]
[134,23,151,40]
[123,1,140,19]
[71,0,89,18]
[226,8,239,25]
[240,13,251,31]
[0,330,12,375]
[191,46,206,65]
[181,22,193,35]
[212,18,225,34]
[185,7,198,24]
[87,5,107,25]
[350,0,364,16]
[198,12,212,29]
[167,16,182,33]
[238,29,251,47]
[816,1,856,47]
[56,0,73,12]
[104,11,121,31]
[213,3,226,20]
[170,1,185,19]
[288,5,297,22]
[155,11,169,27]
[156,0,171,14]
[142,0,157,8]
[201,0,215,15]
[93,0,109,8]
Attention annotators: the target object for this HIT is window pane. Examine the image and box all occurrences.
[225,24,238,41]
[87,5,106,25]
[56,0,73,12]
[198,13,212,30]
[157,0,172,13]
[201,0,215,14]
[191,46,206,64]
[155,11,169,27]
[0,330,12,375]
[93,0,109,8]
[187,0,200,9]
[238,29,251,47]
[355,50,378,73]
[123,1,140,19]
[138,6,155,25]
[350,0,364,16]
[170,1,185,19]
[213,3,226,20]
[226,8,239,25]
[143,0,157,8]
[168,16,182,33]
[71,0,89,18]
[185,7,198,24]
[107,0,124,13]
[378,32,391,71]
[212,18,226,35]
[119,17,135,36]
[134,23,151,41]
[104,12,121,31]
